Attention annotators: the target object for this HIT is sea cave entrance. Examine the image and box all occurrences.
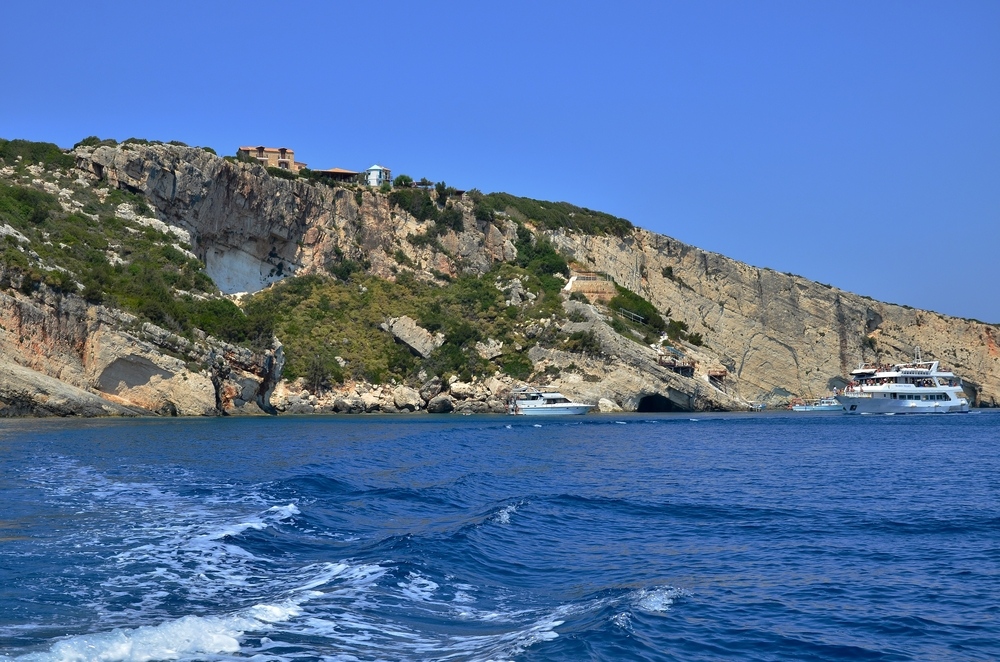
[636,393,684,413]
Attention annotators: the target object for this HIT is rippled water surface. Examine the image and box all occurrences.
[1,411,998,661]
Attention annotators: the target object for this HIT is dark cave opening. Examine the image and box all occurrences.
[636,393,682,412]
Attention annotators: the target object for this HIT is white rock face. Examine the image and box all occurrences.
[0,224,29,244]
[360,392,381,412]
[448,381,477,400]
[475,338,504,360]
[381,316,445,359]
[597,397,623,413]
[393,385,423,411]
[205,245,291,295]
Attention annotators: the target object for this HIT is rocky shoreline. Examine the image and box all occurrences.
[273,374,516,415]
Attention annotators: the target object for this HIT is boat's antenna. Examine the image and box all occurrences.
[914,345,922,362]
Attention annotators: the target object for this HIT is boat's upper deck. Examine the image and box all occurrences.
[849,360,956,379]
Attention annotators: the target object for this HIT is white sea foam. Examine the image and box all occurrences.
[399,572,440,601]
[8,615,243,661]
[634,586,689,613]
[491,502,521,525]
[611,610,633,631]
[5,596,306,662]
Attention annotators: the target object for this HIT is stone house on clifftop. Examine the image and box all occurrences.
[237,146,307,173]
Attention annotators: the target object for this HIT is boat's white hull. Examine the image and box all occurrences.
[837,358,970,415]
[836,395,969,414]
[791,404,842,412]
[511,404,591,416]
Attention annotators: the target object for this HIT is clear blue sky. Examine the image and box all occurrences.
[3,1,998,322]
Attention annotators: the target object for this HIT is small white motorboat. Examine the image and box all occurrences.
[507,387,592,416]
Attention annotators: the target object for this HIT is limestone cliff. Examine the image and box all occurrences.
[0,265,282,417]
[76,144,518,294]
[54,143,1000,410]
[550,229,999,406]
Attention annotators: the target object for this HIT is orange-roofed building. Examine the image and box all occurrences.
[237,146,307,173]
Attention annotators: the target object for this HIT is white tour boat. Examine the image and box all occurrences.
[790,396,841,412]
[835,354,969,414]
[507,387,593,416]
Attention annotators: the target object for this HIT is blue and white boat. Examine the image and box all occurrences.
[507,387,592,415]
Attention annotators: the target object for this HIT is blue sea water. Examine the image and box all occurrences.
[0,411,998,661]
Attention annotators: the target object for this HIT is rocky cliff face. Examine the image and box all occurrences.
[0,265,282,417]
[63,144,999,410]
[550,229,999,407]
[76,144,518,294]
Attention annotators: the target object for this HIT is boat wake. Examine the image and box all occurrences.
[5,457,689,662]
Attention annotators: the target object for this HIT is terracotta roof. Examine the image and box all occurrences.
[238,146,294,153]
[316,167,359,175]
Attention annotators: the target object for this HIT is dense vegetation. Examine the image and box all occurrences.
[246,256,574,388]
[606,284,703,346]
[608,285,666,332]
[471,192,633,237]
[0,139,75,169]
[388,185,465,235]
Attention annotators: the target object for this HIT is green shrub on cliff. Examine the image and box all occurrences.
[267,166,298,181]
[437,205,464,234]
[246,261,570,387]
[0,139,75,169]
[0,180,278,351]
[0,183,62,225]
[389,188,439,222]
[514,226,568,280]
[608,285,665,332]
[475,192,632,237]
[73,136,118,149]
